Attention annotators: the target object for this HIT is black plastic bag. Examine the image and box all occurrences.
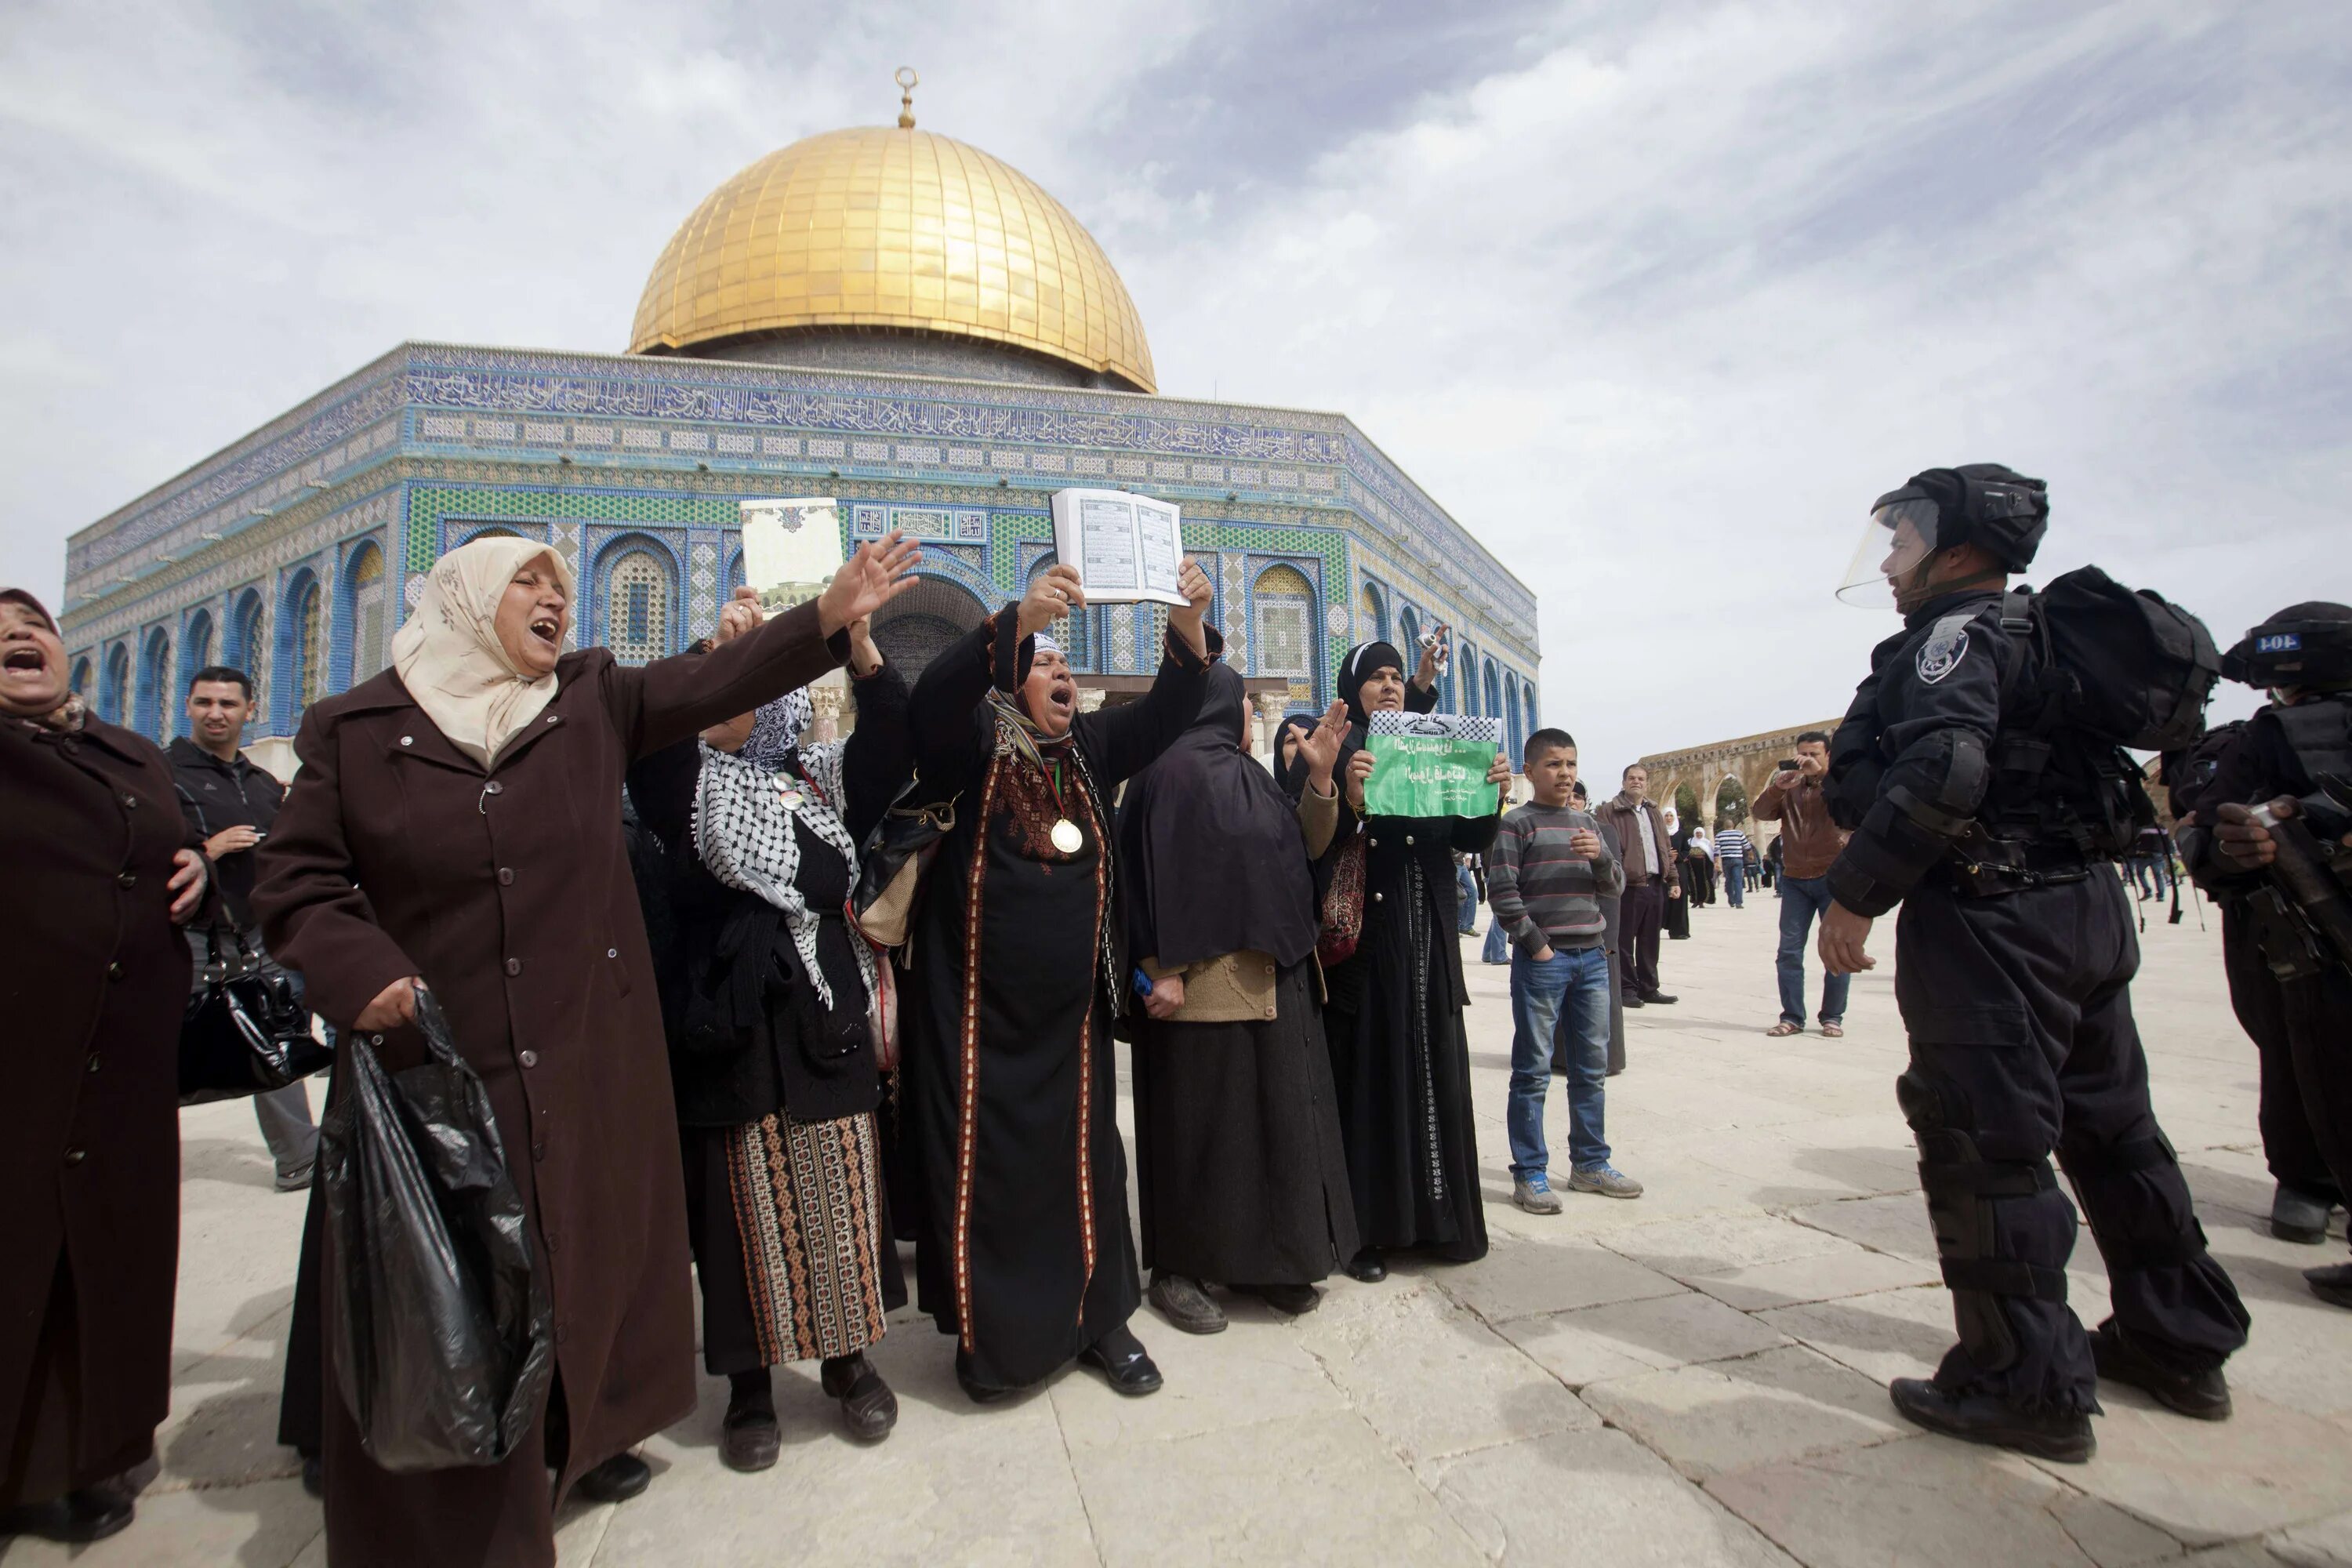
[179,923,332,1105]
[319,984,554,1471]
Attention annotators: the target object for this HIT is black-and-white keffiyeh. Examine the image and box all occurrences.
[692,688,878,1013]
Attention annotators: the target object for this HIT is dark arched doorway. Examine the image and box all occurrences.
[871,574,990,680]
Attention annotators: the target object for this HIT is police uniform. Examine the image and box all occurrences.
[2169,722,2343,1243]
[2180,681,2352,1301]
[1828,583,2249,1431]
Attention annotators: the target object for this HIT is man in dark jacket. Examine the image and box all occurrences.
[169,666,318,1190]
[1594,766,1679,1004]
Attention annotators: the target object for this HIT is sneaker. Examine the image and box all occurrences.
[1566,1166,1643,1200]
[274,1163,315,1193]
[1512,1176,1563,1214]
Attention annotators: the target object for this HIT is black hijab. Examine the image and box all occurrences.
[1338,641,1406,728]
[1117,663,1320,970]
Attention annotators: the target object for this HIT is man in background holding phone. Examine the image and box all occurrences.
[1752,731,1852,1038]
[170,666,319,1190]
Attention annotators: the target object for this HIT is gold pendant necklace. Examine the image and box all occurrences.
[1051,818,1083,854]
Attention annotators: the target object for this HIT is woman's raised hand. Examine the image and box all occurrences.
[818,530,922,636]
[1345,748,1377,813]
[1018,564,1087,638]
[1167,557,1214,656]
[1294,700,1348,793]
[713,586,763,647]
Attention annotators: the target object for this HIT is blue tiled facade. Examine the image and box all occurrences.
[60,343,1538,745]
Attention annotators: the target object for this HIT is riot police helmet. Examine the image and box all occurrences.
[1838,463,2047,608]
[2221,601,2352,691]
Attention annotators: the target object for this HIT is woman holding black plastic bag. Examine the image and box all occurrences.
[252,532,918,1568]
[626,615,910,1471]
[0,588,209,1545]
[1315,637,1512,1282]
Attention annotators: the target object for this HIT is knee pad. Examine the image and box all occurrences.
[2056,1130,2211,1273]
[1896,1068,2069,1373]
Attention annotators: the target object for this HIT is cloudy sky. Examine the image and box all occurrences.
[3,0,2345,775]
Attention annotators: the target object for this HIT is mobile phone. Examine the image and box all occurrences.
[1131,967,1154,999]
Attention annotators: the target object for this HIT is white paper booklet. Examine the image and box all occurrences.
[1048,488,1186,606]
[739,498,845,615]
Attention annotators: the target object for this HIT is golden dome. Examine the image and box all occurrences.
[628,126,1156,392]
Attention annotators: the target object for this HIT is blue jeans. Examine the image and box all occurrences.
[1721,855,1744,907]
[1457,865,1479,932]
[1483,916,1510,964]
[1776,873,1850,1026]
[1506,946,1612,1177]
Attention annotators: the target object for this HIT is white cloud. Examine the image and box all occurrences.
[2,0,2344,775]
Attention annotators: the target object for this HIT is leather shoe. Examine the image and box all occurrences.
[1232,1282,1320,1315]
[2273,1183,2336,1245]
[2308,1261,2352,1310]
[1621,993,1646,1008]
[956,1349,1017,1405]
[2089,1322,2230,1421]
[1077,1325,1163,1396]
[0,1485,134,1544]
[1887,1377,2093,1463]
[1342,1248,1387,1283]
[1149,1272,1228,1334]
[719,1407,780,1472]
[821,1352,898,1442]
[1638,991,1678,1005]
[574,1451,652,1504]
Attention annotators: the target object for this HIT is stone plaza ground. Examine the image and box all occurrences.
[9,880,2352,1567]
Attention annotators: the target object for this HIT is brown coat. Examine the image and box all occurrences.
[1751,772,1849,880]
[1593,794,1674,887]
[252,604,842,1568]
[0,715,194,1506]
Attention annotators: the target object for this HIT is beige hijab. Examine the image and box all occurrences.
[390,535,577,767]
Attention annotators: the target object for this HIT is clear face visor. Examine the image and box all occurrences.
[1835,498,1941,607]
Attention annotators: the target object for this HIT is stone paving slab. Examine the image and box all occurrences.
[31,884,2352,1566]
[1703,1437,2189,1568]
[1433,1428,1798,1567]
[1581,1344,1912,1480]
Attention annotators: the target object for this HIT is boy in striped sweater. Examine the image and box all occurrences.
[1488,730,1642,1210]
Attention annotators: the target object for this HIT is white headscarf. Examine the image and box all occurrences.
[390,535,577,767]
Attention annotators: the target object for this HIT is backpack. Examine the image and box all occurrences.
[1989,567,2220,858]
[2003,567,2220,752]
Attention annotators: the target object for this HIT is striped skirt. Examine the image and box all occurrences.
[718,1111,889,1366]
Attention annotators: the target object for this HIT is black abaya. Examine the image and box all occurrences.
[901,612,1217,1390]
[1323,810,1497,1261]
[1133,964,1358,1284]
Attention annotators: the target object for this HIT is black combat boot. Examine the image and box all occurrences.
[2089,1322,2231,1421]
[1888,1377,2094,1463]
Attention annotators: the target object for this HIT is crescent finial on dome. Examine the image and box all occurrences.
[896,67,918,129]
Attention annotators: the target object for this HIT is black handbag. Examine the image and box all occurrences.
[179,922,332,1105]
[851,776,958,949]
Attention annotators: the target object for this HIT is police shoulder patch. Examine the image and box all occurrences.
[1917,612,1974,685]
